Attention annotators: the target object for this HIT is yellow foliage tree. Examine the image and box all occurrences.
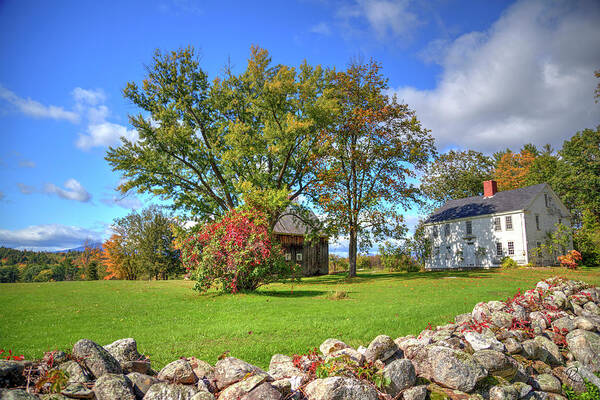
[494,150,536,191]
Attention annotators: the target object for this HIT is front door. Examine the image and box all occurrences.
[464,242,476,267]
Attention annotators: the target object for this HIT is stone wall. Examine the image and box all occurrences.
[1,276,600,400]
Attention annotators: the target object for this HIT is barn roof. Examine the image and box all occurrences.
[273,207,322,236]
[424,183,547,224]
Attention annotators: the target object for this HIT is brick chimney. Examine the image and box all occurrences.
[483,180,498,197]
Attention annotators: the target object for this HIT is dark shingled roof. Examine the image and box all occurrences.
[424,183,547,224]
[273,207,321,236]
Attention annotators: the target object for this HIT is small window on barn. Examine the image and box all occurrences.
[536,215,540,230]
[444,224,450,237]
[285,253,292,261]
[505,216,513,230]
[496,242,503,256]
[296,253,303,262]
[465,220,472,235]
[558,218,562,225]
[544,194,549,207]
[508,241,515,255]
[434,246,440,256]
[432,225,438,238]
[493,217,501,231]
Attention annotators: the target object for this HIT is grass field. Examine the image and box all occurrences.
[1,267,599,370]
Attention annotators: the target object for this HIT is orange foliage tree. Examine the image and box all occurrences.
[73,241,102,280]
[494,150,536,191]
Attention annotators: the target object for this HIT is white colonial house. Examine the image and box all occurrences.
[423,181,573,270]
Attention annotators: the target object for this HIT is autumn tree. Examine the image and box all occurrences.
[73,241,102,280]
[493,149,536,191]
[102,234,140,280]
[106,47,337,226]
[310,60,435,277]
[420,150,494,210]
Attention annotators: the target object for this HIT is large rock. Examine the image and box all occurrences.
[326,348,365,365]
[303,376,379,400]
[472,302,491,323]
[473,350,518,380]
[104,338,142,364]
[464,331,505,352]
[533,336,563,366]
[363,335,398,363]
[191,391,215,400]
[94,373,136,400]
[143,383,198,400]
[489,385,519,400]
[127,372,160,398]
[0,389,39,399]
[407,345,487,392]
[267,354,307,383]
[61,382,95,399]
[217,375,269,400]
[72,338,123,378]
[157,359,198,384]
[566,329,600,372]
[213,357,268,390]
[239,383,281,400]
[551,317,575,333]
[0,360,26,387]
[402,385,428,400]
[59,361,92,384]
[531,374,561,394]
[491,312,514,329]
[319,339,348,356]
[382,359,416,396]
[188,358,214,380]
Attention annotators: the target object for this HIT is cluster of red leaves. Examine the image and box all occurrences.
[292,348,324,376]
[510,318,535,338]
[0,349,24,361]
[460,316,491,334]
[557,250,582,269]
[179,207,287,293]
[551,326,569,348]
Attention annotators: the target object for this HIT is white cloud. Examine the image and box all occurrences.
[393,0,600,153]
[100,195,143,210]
[338,0,420,40]
[310,22,331,35]
[71,88,106,106]
[76,122,139,150]
[18,160,35,168]
[17,183,36,195]
[44,178,92,202]
[0,85,79,123]
[0,224,104,251]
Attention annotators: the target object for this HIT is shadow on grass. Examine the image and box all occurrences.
[254,289,328,298]
[303,268,502,285]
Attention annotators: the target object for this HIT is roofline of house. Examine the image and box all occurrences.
[423,209,526,226]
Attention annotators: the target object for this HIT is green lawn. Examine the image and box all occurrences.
[1,267,599,370]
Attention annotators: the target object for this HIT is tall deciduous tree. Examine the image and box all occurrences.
[420,150,494,210]
[310,60,436,277]
[493,150,536,191]
[106,47,337,224]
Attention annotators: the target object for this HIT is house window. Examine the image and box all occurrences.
[432,225,438,238]
[465,220,472,235]
[536,215,540,230]
[558,218,562,225]
[544,194,549,207]
[494,217,501,231]
[296,253,303,262]
[496,242,503,256]
[446,246,451,260]
[508,241,515,255]
[285,253,292,261]
[434,246,440,256]
[505,216,513,230]
[444,224,450,237]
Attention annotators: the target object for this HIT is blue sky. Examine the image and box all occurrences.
[0,0,599,252]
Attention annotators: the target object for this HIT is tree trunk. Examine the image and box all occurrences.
[348,228,357,277]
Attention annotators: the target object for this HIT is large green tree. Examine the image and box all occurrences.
[112,205,181,280]
[420,150,493,210]
[309,60,436,277]
[106,47,337,224]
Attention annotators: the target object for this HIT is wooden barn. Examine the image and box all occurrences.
[273,210,329,276]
